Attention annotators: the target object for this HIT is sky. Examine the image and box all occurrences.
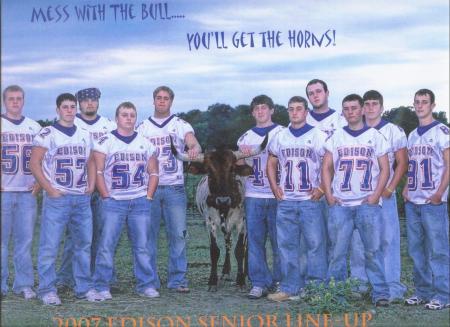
[1,0,449,122]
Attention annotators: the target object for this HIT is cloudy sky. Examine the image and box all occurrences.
[2,0,449,122]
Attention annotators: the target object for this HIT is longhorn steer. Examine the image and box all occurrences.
[171,135,268,291]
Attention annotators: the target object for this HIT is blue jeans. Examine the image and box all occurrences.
[37,193,93,298]
[245,197,280,289]
[299,197,329,289]
[350,195,406,298]
[405,202,449,303]
[327,204,389,302]
[94,196,154,293]
[1,192,37,294]
[56,192,110,287]
[277,200,327,295]
[150,185,188,289]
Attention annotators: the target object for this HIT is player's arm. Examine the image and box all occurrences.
[146,155,159,199]
[93,151,109,199]
[86,153,96,194]
[383,147,407,198]
[185,132,202,160]
[30,146,62,197]
[266,153,283,200]
[322,150,337,205]
[366,153,389,205]
[428,147,450,204]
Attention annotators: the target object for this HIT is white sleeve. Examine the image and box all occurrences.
[267,134,280,157]
[94,135,110,155]
[391,125,407,152]
[33,127,52,149]
[437,124,450,150]
[375,131,389,157]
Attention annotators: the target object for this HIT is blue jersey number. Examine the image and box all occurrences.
[407,158,434,191]
[55,157,87,188]
[284,160,312,192]
[338,159,373,192]
[160,146,177,174]
[1,144,33,175]
[112,164,146,189]
[251,157,264,186]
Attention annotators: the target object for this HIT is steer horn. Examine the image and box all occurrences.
[233,133,268,160]
[170,136,205,162]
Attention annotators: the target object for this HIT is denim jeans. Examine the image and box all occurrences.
[94,196,154,293]
[327,203,389,302]
[150,185,188,289]
[299,197,329,290]
[277,200,327,295]
[245,197,280,289]
[350,195,406,298]
[405,202,449,303]
[56,192,110,287]
[37,193,93,298]
[1,192,37,294]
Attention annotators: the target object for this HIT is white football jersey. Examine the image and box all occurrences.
[94,131,157,200]
[406,121,449,204]
[306,108,345,137]
[324,126,389,206]
[269,124,327,201]
[33,123,92,194]
[237,124,284,198]
[1,115,42,191]
[136,115,194,185]
[75,114,116,142]
[373,120,407,187]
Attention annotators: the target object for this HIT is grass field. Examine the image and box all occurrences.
[1,199,449,326]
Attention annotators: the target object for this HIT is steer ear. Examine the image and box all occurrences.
[188,162,207,175]
[235,164,253,176]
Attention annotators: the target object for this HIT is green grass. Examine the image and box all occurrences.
[1,210,449,326]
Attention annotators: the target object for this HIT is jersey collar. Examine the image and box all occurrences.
[76,113,101,125]
[112,130,138,144]
[343,124,370,137]
[289,123,314,137]
[1,114,25,125]
[373,119,389,131]
[417,120,440,136]
[251,124,278,137]
[148,114,175,128]
[309,108,336,122]
[53,122,77,136]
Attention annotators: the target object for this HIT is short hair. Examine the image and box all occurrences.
[363,90,383,106]
[56,93,77,107]
[3,85,25,101]
[342,94,363,107]
[250,94,274,111]
[414,88,435,104]
[305,79,328,94]
[115,101,137,117]
[153,86,174,100]
[288,96,309,110]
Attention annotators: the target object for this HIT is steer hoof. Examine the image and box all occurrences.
[236,284,247,292]
[208,285,218,292]
[221,274,232,281]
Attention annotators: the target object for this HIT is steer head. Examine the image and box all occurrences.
[171,135,268,221]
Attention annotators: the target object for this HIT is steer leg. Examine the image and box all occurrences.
[234,232,247,290]
[221,232,232,281]
[208,231,220,292]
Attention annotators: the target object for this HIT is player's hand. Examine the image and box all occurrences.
[427,192,443,205]
[273,186,284,201]
[187,147,200,160]
[47,188,63,198]
[31,183,42,196]
[85,185,95,195]
[381,188,393,199]
[402,187,410,202]
[325,194,340,206]
[101,193,111,200]
[239,145,253,157]
[364,194,380,205]
[310,188,324,201]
